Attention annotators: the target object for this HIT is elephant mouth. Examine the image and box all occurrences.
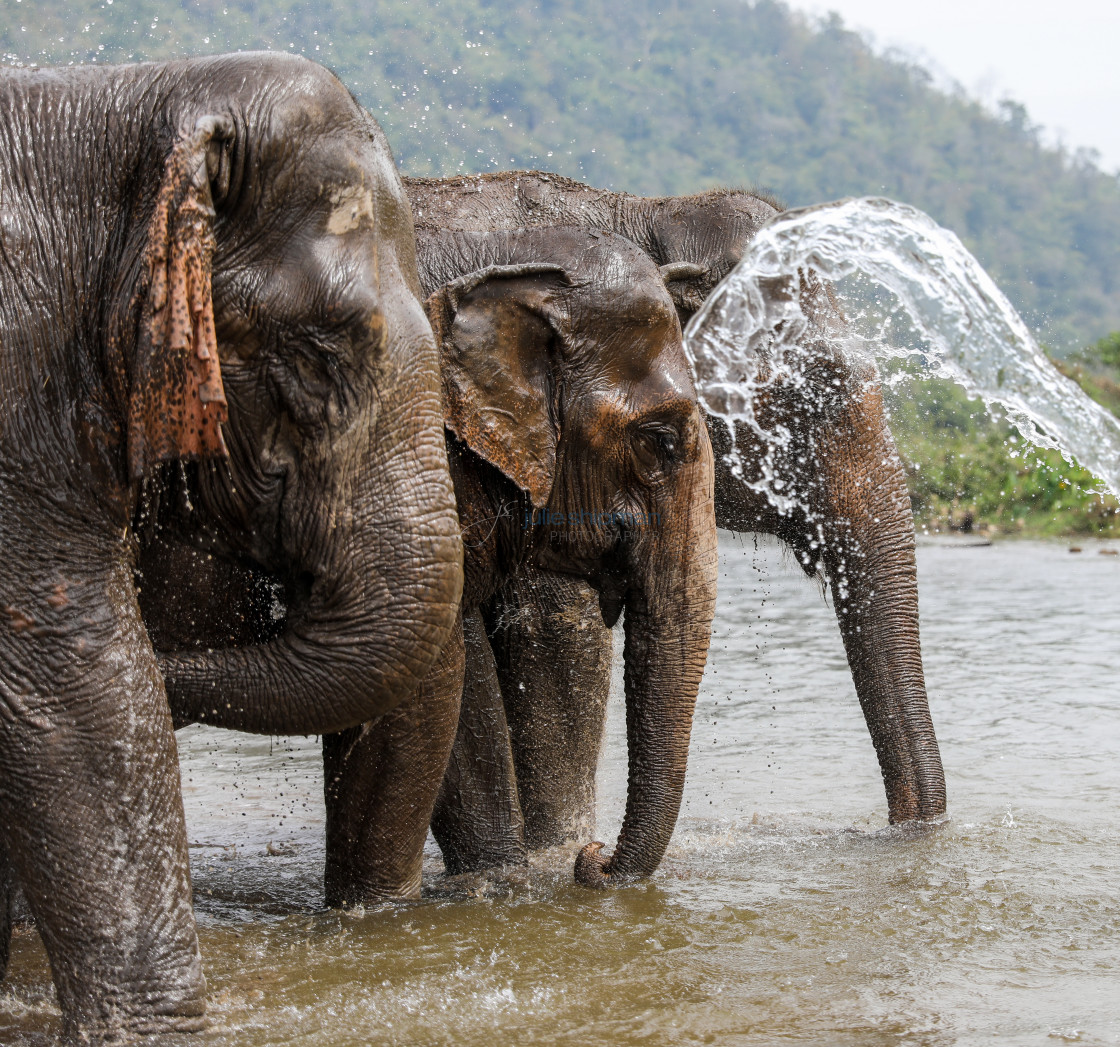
[525,510,644,628]
[776,518,826,578]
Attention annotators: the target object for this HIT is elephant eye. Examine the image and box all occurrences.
[657,430,678,457]
[321,280,386,357]
[632,423,681,478]
[332,307,382,352]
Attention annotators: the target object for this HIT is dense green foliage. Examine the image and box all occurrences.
[1084,332,1120,371]
[1056,333,1120,417]
[886,346,1120,538]
[4,0,1120,351]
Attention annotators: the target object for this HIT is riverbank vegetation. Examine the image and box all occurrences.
[887,334,1120,538]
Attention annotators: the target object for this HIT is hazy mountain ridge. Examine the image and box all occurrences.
[4,0,1119,350]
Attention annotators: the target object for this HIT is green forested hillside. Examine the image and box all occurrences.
[4,0,1120,350]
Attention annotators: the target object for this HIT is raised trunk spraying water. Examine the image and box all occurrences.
[689,197,1120,499]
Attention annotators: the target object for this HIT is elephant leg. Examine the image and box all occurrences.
[0,559,205,1039]
[484,569,613,851]
[323,614,465,905]
[0,833,11,982]
[430,609,527,874]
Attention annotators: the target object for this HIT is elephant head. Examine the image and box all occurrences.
[141,55,463,736]
[417,228,719,884]
[643,189,783,321]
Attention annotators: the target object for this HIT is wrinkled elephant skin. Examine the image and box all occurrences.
[323,228,718,901]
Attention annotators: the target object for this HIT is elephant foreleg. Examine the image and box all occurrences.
[323,614,465,905]
[483,569,613,851]
[430,609,527,874]
[0,557,205,1039]
[0,833,11,982]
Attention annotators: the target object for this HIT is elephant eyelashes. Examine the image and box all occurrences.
[327,305,386,357]
[632,424,681,478]
[656,430,678,458]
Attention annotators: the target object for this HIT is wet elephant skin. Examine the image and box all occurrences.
[405,171,946,859]
[0,54,461,1040]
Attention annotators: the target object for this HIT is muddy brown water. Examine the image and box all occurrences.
[3,535,1119,1045]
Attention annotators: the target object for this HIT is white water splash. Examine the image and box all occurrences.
[684,196,1120,500]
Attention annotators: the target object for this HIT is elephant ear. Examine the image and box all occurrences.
[127,115,234,482]
[426,263,570,508]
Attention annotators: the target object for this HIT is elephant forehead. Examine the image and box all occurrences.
[582,264,676,323]
[657,192,777,251]
[239,53,363,122]
[185,54,367,146]
[239,78,401,217]
[578,373,699,436]
[591,323,696,397]
[292,139,394,207]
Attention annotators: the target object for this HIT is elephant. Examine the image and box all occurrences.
[0,53,462,1039]
[403,170,946,863]
[298,226,719,900]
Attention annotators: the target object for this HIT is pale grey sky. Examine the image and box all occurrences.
[800,0,1120,173]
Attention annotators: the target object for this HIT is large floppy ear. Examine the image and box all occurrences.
[127,115,234,482]
[426,263,570,508]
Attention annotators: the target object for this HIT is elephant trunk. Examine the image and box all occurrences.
[818,387,946,823]
[162,385,463,736]
[576,443,718,886]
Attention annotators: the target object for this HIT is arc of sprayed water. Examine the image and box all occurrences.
[684,196,1120,501]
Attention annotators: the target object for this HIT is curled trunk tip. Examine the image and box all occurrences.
[574,841,613,888]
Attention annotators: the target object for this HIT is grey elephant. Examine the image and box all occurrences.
[152,228,718,903]
[0,54,461,1039]
[404,171,945,867]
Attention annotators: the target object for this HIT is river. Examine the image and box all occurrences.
[2,534,1118,1045]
